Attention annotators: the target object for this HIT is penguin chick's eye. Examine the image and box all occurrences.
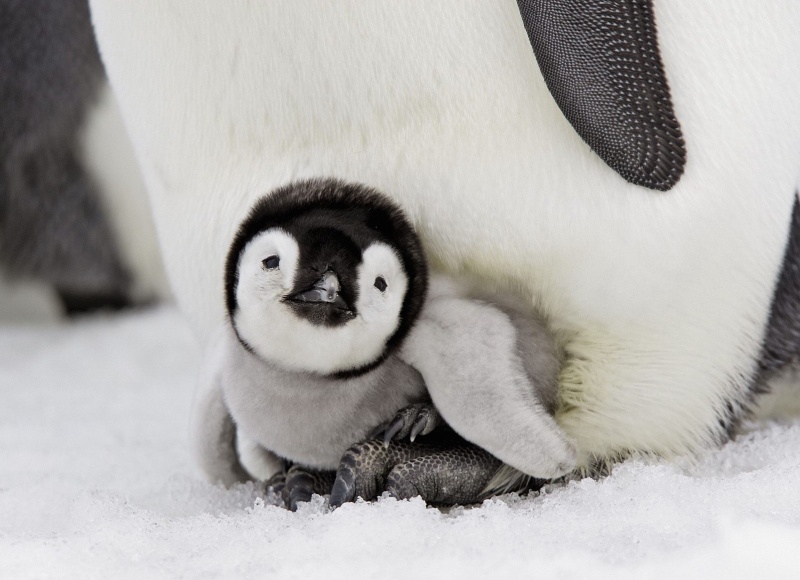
[374,276,387,292]
[262,255,280,270]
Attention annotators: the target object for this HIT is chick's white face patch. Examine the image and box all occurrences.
[234,235,409,375]
[234,228,308,368]
[235,229,299,308]
[356,242,407,331]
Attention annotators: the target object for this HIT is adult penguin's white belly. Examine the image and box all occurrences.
[90,1,800,466]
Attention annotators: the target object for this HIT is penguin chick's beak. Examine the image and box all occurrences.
[287,271,351,311]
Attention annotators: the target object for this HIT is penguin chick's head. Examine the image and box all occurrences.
[225,178,428,377]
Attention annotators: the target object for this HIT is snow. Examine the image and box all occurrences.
[2,307,800,579]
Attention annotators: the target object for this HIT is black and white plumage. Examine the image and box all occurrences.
[195,179,575,507]
[224,179,428,378]
[92,1,800,492]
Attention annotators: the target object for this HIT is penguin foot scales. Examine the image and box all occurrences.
[329,436,503,508]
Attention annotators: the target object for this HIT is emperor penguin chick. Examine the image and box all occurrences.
[195,178,573,509]
[196,178,457,508]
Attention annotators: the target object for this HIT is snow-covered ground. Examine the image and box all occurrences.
[2,307,800,579]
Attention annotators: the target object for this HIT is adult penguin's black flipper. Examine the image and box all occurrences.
[516,0,686,191]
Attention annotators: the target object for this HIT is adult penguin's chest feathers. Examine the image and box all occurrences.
[219,328,426,469]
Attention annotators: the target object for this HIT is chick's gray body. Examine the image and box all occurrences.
[219,325,426,470]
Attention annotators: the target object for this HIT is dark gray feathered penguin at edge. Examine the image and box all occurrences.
[0,0,132,313]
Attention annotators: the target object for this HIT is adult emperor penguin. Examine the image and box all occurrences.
[91,1,800,476]
[196,178,569,508]
[1,0,168,315]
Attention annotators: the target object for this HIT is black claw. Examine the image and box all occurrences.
[409,415,428,442]
[383,418,404,447]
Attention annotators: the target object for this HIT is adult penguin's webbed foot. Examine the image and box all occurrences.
[383,444,502,504]
[329,432,503,508]
[266,464,336,511]
[329,439,433,507]
[370,402,441,445]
